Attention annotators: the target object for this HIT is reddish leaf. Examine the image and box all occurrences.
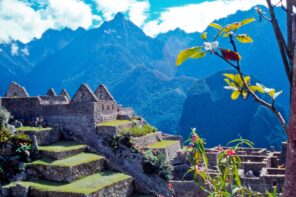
[220,49,241,61]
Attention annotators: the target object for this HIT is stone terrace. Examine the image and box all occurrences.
[171,143,287,196]
[2,128,134,197]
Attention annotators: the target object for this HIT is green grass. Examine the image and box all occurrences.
[28,153,104,167]
[16,126,52,132]
[97,120,131,127]
[38,141,86,153]
[121,124,156,137]
[4,171,131,194]
[147,140,179,149]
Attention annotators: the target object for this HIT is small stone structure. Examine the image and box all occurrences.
[0,82,132,139]
[5,81,29,98]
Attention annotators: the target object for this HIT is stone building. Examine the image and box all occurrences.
[1,82,131,139]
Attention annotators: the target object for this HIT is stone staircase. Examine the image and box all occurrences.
[3,133,134,197]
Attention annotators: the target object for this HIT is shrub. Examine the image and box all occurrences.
[108,133,133,152]
[143,149,173,181]
[0,128,13,144]
[0,107,10,129]
[12,133,32,145]
[184,129,260,196]
[121,124,156,137]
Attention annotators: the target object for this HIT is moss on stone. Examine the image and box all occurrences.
[28,152,104,167]
[38,141,86,153]
[147,140,179,149]
[16,126,52,132]
[98,120,131,127]
[4,171,131,194]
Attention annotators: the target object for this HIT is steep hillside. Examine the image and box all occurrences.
[178,71,287,149]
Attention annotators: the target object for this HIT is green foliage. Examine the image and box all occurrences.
[176,17,283,103]
[13,133,32,145]
[266,186,278,197]
[0,107,10,129]
[108,133,133,152]
[15,142,32,162]
[0,128,33,183]
[176,46,206,66]
[184,129,257,196]
[121,124,156,137]
[143,149,173,181]
[0,128,13,143]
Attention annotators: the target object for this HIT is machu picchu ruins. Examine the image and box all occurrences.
[0,82,287,197]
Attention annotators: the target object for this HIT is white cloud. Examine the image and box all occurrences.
[128,1,150,26]
[95,0,150,26]
[143,0,269,37]
[44,0,101,29]
[10,43,19,56]
[0,0,101,43]
[0,0,52,43]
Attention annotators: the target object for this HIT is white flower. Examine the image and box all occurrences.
[203,41,219,52]
[256,83,282,100]
[224,86,238,91]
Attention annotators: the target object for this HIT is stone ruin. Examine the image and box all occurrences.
[0,82,126,138]
[172,143,287,196]
[0,81,287,197]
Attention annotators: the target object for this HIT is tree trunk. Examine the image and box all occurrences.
[284,1,296,196]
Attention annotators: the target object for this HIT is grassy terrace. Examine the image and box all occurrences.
[28,153,104,167]
[38,141,86,153]
[147,140,179,149]
[97,120,131,127]
[16,126,52,132]
[4,171,131,194]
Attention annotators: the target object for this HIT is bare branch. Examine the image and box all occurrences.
[266,0,292,84]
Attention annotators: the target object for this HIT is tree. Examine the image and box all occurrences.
[176,0,296,196]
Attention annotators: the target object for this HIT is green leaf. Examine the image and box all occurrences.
[201,32,207,40]
[244,76,251,84]
[176,46,206,66]
[236,34,253,43]
[209,23,223,30]
[231,90,241,100]
[223,73,235,81]
[249,85,265,93]
[241,18,255,26]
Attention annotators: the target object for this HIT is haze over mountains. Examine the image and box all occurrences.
[0,7,287,147]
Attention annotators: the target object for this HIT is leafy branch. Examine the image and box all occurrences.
[176,17,288,133]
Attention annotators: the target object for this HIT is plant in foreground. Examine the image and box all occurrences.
[184,128,259,196]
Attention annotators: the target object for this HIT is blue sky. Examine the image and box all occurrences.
[0,0,272,43]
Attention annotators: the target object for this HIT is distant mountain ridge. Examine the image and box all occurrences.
[0,8,288,147]
[178,71,287,149]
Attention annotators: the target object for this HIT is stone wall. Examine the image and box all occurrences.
[41,102,97,137]
[94,101,117,123]
[132,132,162,149]
[1,97,42,124]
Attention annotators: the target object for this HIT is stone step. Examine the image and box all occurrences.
[26,153,105,182]
[16,126,60,145]
[96,120,134,136]
[38,141,87,160]
[146,140,181,161]
[3,171,133,197]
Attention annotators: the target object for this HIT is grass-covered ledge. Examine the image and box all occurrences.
[97,120,132,127]
[38,141,86,153]
[16,126,52,132]
[3,171,131,194]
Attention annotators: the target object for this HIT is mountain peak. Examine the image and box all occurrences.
[113,12,126,21]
